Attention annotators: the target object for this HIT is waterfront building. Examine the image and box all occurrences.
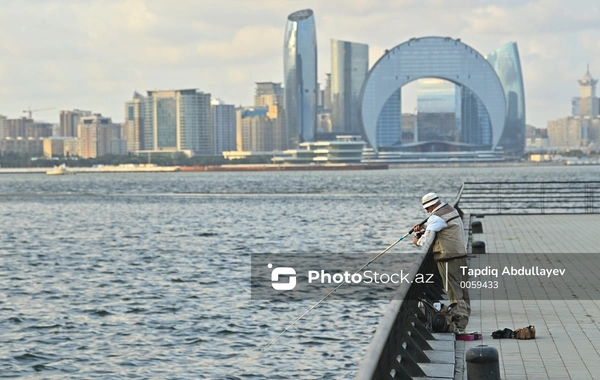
[211,98,236,155]
[124,92,146,153]
[235,106,274,152]
[571,66,599,118]
[142,89,213,156]
[254,82,288,150]
[42,137,80,157]
[60,109,92,137]
[78,114,126,158]
[547,116,591,148]
[273,135,365,164]
[284,9,318,145]
[0,137,44,156]
[486,42,526,156]
[547,67,600,151]
[331,39,368,136]
[360,37,506,155]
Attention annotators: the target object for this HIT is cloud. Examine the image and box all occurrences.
[196,26,281,62]
[0,0,598,129]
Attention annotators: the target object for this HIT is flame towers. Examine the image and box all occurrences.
[284,9,317,145]
[487,42,526,156]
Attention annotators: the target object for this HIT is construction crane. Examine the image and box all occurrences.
[23,107,56,119]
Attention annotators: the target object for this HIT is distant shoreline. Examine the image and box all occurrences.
[0,161,590,174]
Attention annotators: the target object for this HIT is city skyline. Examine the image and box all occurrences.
[0,0,599,129]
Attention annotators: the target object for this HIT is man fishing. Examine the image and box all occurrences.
[412,192,471,333]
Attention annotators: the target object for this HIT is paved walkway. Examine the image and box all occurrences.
[454,214,600,380]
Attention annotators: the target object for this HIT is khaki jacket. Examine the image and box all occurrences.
[431,204,467,262]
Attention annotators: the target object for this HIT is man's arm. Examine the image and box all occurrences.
[414,215,447,247]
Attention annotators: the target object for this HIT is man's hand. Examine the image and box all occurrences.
[412,224,423,233]
[413,235,420,246]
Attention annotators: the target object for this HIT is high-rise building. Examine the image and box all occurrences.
[572,66,599,118]
[0,115,6,139]
[461,87,492,146]
[377,89,401,147]
[211,98,236,155]
[60,109,92,137]
[323,73,332,111]
[1,118,51,139]
[235,107,274,152]
[331,39,369,136]
[284,9,317,145]
[143,89,213,156]
[416,78,461,142]
[254,82,288,150]
[124,92,146,153]
[4,118,33,138]
[486,42,526,156]
[78,114,125,158]
[547,117,591,148]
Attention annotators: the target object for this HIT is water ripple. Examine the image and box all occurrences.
[1,167,599,378]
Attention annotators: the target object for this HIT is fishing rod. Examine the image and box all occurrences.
[233,217,430,374]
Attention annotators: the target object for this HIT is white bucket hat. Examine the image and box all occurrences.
[422,192,439,209]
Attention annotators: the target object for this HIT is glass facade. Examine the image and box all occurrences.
[376,89,401,147]
[416,78,461,142]
[460,87,491,145]
[331,39,368,136]
[486,42,526,156]
[284,9,317,145]
[143,89,213,155]
[360,37,506,152]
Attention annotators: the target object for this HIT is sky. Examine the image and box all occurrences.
[0,0,599,128]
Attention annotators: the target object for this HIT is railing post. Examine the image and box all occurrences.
[541,182,545,214]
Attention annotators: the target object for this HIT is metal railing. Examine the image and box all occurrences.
[456,181,600,214]
[354,239,445,380]
[355,199,464,379]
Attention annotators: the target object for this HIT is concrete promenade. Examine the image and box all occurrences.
[454,214,600,380]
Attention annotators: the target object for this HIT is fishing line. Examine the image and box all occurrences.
[229,219,428,377]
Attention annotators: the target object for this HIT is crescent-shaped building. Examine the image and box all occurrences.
[360,37,509,153]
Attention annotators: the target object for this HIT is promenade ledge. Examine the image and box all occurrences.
[357,181,600,380]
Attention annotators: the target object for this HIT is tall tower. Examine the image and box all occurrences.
[575,65,599,118]
[331,39,368,136]
[284,9,317,146]
[487,42,526,156]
